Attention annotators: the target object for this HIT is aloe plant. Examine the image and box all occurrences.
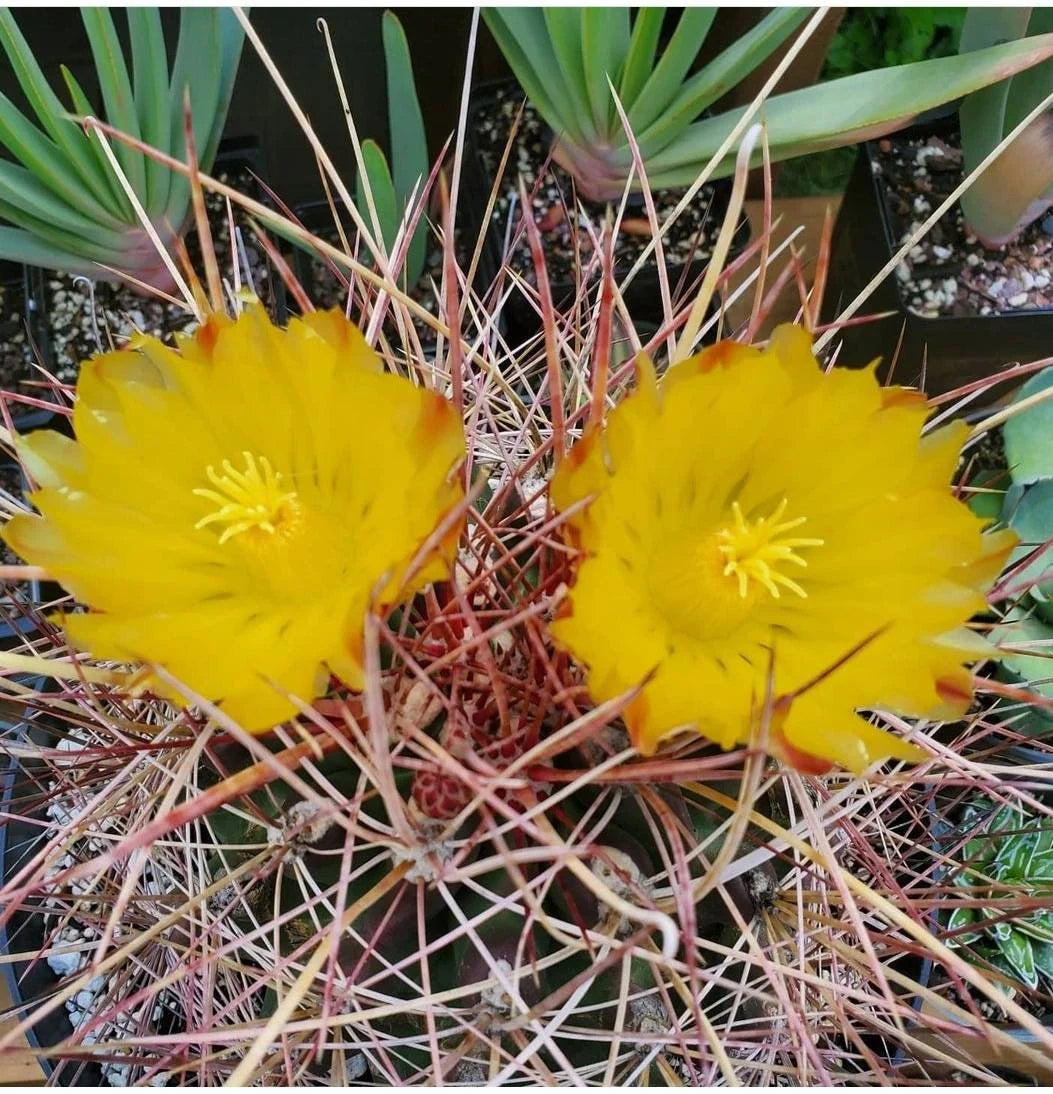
[0,8,244,290]
[946,797,1053,991]
[959,8,1053,246]
[482,7,1053,202]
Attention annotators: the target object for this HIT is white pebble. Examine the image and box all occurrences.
[896,262,911,283]
[919,278,932,290]
[966,253,981,267]
[913,196,931,214]
[47,950,83,977]
[1035,271,1050,288]
[932,244,952,260]
[942,278,957,295]
[1021,271,1035,290]
[1008,292,1029,307]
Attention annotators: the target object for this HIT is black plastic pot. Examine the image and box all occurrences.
[0,260,51,386]
[0,680,103,1085]
[464,80,749,344]
[825,117,1053,396]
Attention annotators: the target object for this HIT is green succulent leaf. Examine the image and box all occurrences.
[990,802,1027,836]
[0,225,99,272]
[1029,850,1053,883]
[997,925,1040,989]
[633,8,809,162]
[992,612,1053,708]
[617,7,667,111]
[482,8,593,144]
[638,32,1053,187]
[996,831,1040,878]
[0,87,124,227]
[1004,367,1053,485]
[991,917,1014,942]
[581,8,631,133]
[960,8,1053,245]
[1003,477,1053,599]
[1033,584,1053,627]
[356,138,399,259]
[0,7,245,276]
[381,10,428,287]
[165,8,246,229]
[0,7,122,218]
[59,63,133,219]
[82,7,146,200]
[1019,904,1053,940]
[968,483,1009,524]
[626,8,727,138]
[0,159,129,250]
[1032,938,1053,978]
[946,904,983,946]
[0,192,119,267]
[958,8,1034,181]
[127,7,171,216]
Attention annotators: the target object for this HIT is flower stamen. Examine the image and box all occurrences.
[193,451,298,545]
[717,498,824,600]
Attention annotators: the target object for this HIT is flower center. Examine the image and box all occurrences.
[193,452,299,545]
[649,499,823,641]
[716,499,824,601]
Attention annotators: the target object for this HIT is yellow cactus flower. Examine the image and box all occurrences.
[551,326,1016,774]
[3,307,465,731]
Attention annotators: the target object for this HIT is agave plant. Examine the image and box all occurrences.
[946,796,1053,990]
[482,7,1053,202]
[959,8,1053,246]
[0,7,244,290]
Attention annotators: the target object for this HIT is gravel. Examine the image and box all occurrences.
[874,130,1053,319]
[0,163,285,393]
[471,85,731,293]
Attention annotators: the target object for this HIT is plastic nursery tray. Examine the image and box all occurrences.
[824,117,1053,396]
[464,79,751,344]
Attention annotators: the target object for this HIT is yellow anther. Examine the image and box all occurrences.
[717,498,824,600]
[193,452,298,545]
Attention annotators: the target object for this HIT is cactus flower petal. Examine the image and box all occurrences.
[3,306,465,731]
[551,325,1015,773]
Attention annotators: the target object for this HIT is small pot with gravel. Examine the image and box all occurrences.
[826,11,1053,393]
[825,116,1053,394]
[477,8,1053,345]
